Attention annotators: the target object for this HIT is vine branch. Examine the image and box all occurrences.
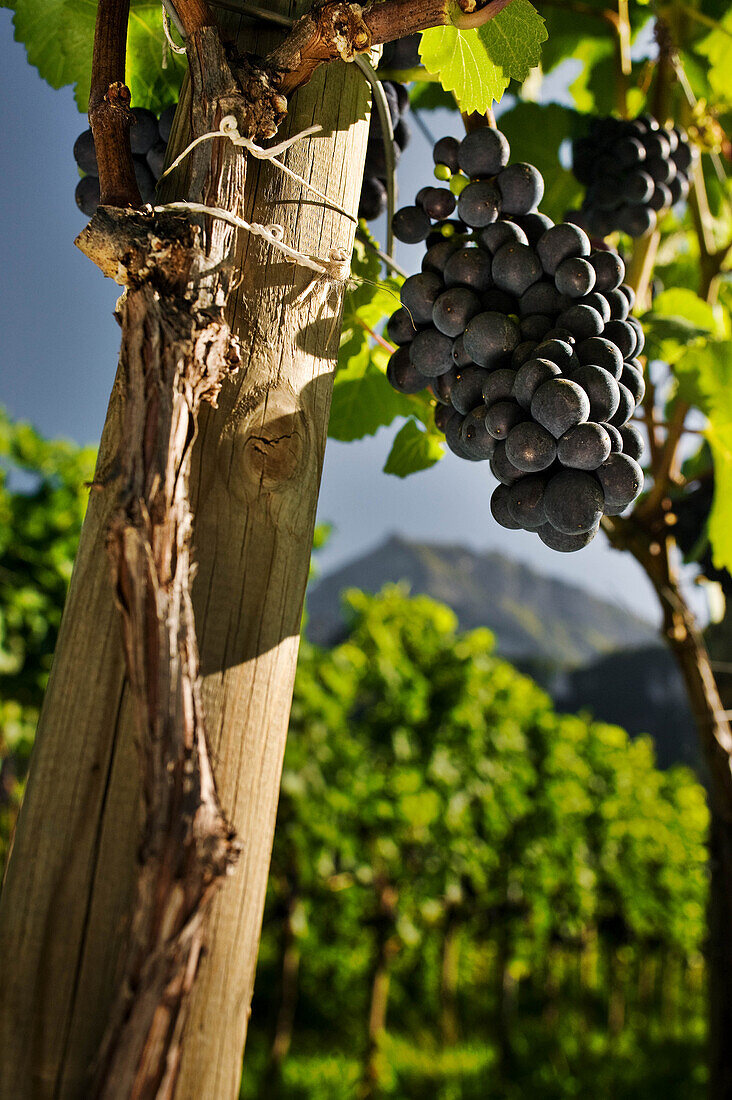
[89,0,141,208]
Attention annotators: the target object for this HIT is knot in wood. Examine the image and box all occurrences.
[319,1,372,60]
[244,412,306,490]
[104,81,132,110]
[230,56,288,140]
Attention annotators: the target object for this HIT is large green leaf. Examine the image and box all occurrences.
[383,418,445,477]
[643,289,722,365]
[696,9,732,104]
[1,0,186,112]
[329,345,415,442]
[419,0,547,113]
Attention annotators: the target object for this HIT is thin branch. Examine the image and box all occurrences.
[637,399,690,519]
[89,0,141,208]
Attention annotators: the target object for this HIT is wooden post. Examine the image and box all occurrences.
[0,9,370,1098]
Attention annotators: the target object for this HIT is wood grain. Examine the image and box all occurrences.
[0,7,370,1096]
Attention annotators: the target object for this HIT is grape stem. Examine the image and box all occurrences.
[88,0,142,209]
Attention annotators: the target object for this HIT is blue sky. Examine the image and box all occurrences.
[0,10,686,624]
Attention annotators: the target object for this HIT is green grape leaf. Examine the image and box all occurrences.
[419,0,546,113]
[383,418,444,477]
[696,10,732,104]
[1,1,185,113]
[329,343,414,442]
[643,289,722,364]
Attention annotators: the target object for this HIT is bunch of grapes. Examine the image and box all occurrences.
[385,125,645,553]
[570,115,693,238]
[359,79,412,221]
[73,104,177,216]
[673,477,732,594]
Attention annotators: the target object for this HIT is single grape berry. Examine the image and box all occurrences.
[554,257,596,298]
[607,382,635,428]
[492,243,543,297]
[387,307,418,345]
[73,130,98,176]
[596,452,644,512]
[129,107,160,156]
[422,239,463,275]
[621,360,645,403]
[495,163,544,215]
[512,358,561,409]
[464,312,520,368]
[420,187,456,220]
[146,141,167,179]
[460,407,497,459]
[75,175,100,217]
[432,287,481,337]
[507,475,548,529]
[557,422,612,470]
[444,247,494,291]
[409,329,455,376]
[619,422,644,461]
[490,441,524,485]
[538,524,598,552]
[531,378,591,438]
[451,366,489,414]
[485,400,525,440]
[434,136,461,172]
[401,272,443,324]
[457,180,501,227]
[359,177,387,220]
[575,337,622,378]
[479,220,528,253]
[458,128,510,179]
[588,249,624,291]
[491,483,522,529]
[570,364,620,422]
[158,104,177,143]
[387,346,426,393]
[393,205,431,243]
[483,368,518,407]
[543,470,604,534]
[505,421,557,473]
[537,223,590,275]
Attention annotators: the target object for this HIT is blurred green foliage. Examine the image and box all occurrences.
[0,409,95,868]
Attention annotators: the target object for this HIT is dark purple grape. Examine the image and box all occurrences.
[613,136,646,168]
[481,289,518,314]
[433,287,481,337]
[512,341,540,368]
[458,128,510,179]
[490,441,523,485]
[582,292,611,324]
[621,360,645,403]
[479,220,528,253]
[491,483,522,529]
[649,182,673,211]
[603,319,638,359]
[393,205,431,243]
[588,249,624,291]
[604,423,623,452]
[451,366,489,414]
[485,399,524,440]
[393,118,411,152]
[422,239,463,275]
[507,475,548,528]
[75,175,100,216]
[557,304,604,340]
[603,288,630,320]
[570,364,620,422]
[409,329,454,376]
[420,187,456,220]
[620,422,644,461]
[444,247,494,291]
[672,134,693,172]
[513,212,554,246]
[130,107,159,156]
[624,171,655,203]
[464,312,520,367]
[492,243,543,296]
[359,176,387,220]
[445,411,478,459]
[616,204,656,237]
[483,368,518,407]
[532,339,577,371]
[627,317,645,354]
[668,174,690,204]
[555,257,596,298]
[430,367,458,404]
[537,223,591,274]
[73,129,98,175]
[460,407,497,459]
[457,180,501,227]
[519,281,563,316]
[531,378,590,437]
[513,358,561,409]
[557,422,612,470]
[387,307,418,345]
[133,156,157,202]
[451,333,473,368]
[401,272,443,324]
[434,403,453,432]
[596,452,643,512]
[505,421,557,473]
[643,131,671,159]
[576,337,623,379]
[433,136,460,172]
[544,469,604,534]
[496,163,544,215]
[607,382,635,428]
[387,346,425,393]
[538,523,598,552]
